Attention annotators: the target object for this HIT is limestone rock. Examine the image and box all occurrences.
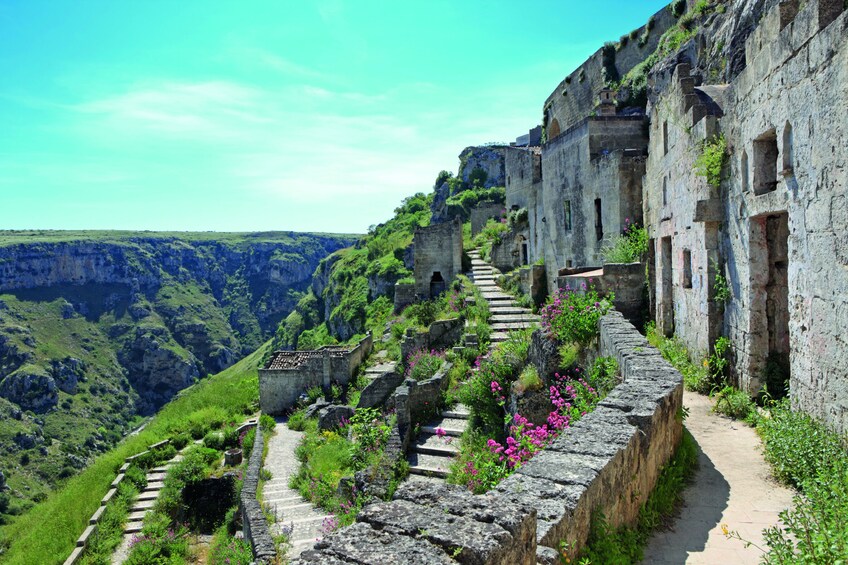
[317,405,354,431]
[49,357,83,394]
[0,366,58,412]
[430,181,452,225]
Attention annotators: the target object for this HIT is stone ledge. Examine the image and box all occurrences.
[241,422,276,563]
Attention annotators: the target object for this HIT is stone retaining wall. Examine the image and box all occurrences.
[294,311,682,564]
[241,423,276,564]
[400,317,464,368]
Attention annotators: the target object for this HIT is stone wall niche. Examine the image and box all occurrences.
[753,129,779,195]
[746,213,790,394]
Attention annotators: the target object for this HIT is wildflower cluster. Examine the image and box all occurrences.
[541,286,613,345]
[602,217,649,264]
[405,348,445,381]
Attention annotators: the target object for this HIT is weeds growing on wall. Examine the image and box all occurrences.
[473,218,510,262]
[541,286,614,346]
[646,323,713,393]
[695,134,728,188]
[405,349,446,381]
[602,218,649,264]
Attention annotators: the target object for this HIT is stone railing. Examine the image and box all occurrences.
[63,439,172,565]
[241,422,276,564]
[290,311,683,564]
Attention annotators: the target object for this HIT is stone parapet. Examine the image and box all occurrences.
[241,423,276,563]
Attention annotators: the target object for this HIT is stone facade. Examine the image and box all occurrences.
[470,201,505,236]
[258,333,373,415]
[559,262,647,328]
[645,0,848,433]
[413,218,463,300]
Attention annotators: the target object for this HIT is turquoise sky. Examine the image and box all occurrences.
[0,1,668,234]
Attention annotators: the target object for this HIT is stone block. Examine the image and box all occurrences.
[318,405,355,431]
[357,371,404,409]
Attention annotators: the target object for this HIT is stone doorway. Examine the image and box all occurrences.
[660,237,675,336]
[429,271,446,298]
[749,212,790,393]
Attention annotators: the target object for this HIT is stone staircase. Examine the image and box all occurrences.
[111,453,183,564]
[263,422,334,559]
[407,404,471,483]
[468,249,540,343]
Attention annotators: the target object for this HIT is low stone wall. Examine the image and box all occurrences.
[292,482,537,565]
[400,317,464,368]
[495,311,682,562]
[391,362,452,451]
[471,201,505,236]
[241,423,276,564]
[393,282,416,313]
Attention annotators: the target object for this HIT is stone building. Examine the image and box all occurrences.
[259,333,372,415]
[645,0,848,433]
[412,218,463,299]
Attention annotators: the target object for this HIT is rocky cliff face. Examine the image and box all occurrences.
[0,231,354,508]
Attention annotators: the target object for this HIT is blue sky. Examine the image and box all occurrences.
[0,1,668,234]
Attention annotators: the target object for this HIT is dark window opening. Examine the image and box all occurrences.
[683,249,693,288]
[564,200,572,231]
[753,129,779,195]
[429,271,446,298]
[662,177,668,206]
[741,150,749,192]
[521,243,529,265]
[782,122,793,176]
[660,237,674,336]
[594,198,603,241]
[663,121,669,155]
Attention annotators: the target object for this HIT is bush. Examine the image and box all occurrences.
[203,431,225,451]
[405,349,445,381]
[541,287,613,345]
[695,134,727,188]
[513,365,542,394]
[588,356,620,396]
[602,219,648,264]
[170,432,190,450]
[259,414,276,431]
[712,385,757,421]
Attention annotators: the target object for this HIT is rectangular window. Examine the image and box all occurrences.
[594,198,603,241]
[564,200,572,231]
[683,249,693,288]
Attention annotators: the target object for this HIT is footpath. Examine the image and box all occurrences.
[641,390,794,564]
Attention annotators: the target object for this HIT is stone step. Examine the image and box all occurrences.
[490,332,509,342]
[406,473,445,485]
[441,409,470,419]
[146,472,167,482]
[413,434,459,456]
[429,416,468,430]
[131,500,156,511]
[268,501,314,512]
[145,481,165,490]
[125,521,144,534]
[408,453,452,477]
[490,315,539,323]
[481,293,513,300]
[127,510,149,522]
[491,322,537,331]
[420,425,464,437]
[137,490,160,501]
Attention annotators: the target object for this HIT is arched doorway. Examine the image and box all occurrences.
[429,271,445,298]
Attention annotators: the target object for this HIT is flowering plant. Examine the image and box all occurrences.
[540,287,613,345]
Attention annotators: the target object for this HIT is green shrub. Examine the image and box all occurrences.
[124,465,147,490]
[203,430,225,451]
[712,385,757,421]
[210,526,253,565]
[541,288,613,345]
[514,365,542,394]
[240,428,255,456]
[588,356,620,396]
[558,342,579,370]
[125,510,189,564]
[646,323,712,394]
[405,349,445,381]
[170,432,190,450]
[602,220,648,264]
[288,409,307,431]
[259,413,276,431]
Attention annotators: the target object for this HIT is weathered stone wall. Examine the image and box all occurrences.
[559,263,647,328]
[644,0,848,432]
[400,317,464,368]
[241,424,276,564]
[393,281,416,313]
[470,202,506,236]
[496,311,683,562]
[645,63,725,358]
[505,146,541,211]
[413,218,463,299]
[292,482,537,565]
[542,4,678,137]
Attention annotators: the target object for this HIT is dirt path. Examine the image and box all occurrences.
[641,391,795,564]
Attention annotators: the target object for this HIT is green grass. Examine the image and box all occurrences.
[0,341,268,565]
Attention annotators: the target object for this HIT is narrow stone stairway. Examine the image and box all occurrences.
[111,452,184,564]
[468,249,540,343]
[407,404,471,482]
[263,421,334,559]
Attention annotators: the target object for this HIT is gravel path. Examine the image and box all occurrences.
[641,390,795,564]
